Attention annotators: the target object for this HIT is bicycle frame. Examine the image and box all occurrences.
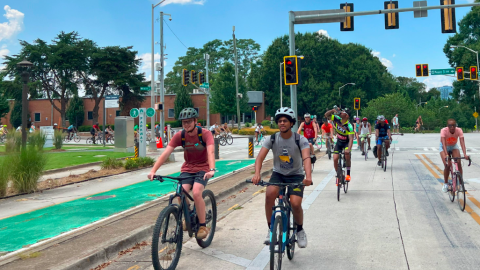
[269,187,294,254]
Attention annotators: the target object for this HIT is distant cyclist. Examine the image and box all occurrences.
[297,113,318,159]
[374,115,392,166]
[321,118,334,147]
[359,117,372,155]
[67,124,75,140]
[415,115,423,132]
[255,123,265,142]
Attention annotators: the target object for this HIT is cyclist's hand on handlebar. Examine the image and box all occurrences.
[147,171,156,181]
[464,155,470,161]
[252,173,261,185]
[303,178,312,186]
[204,171,215,180]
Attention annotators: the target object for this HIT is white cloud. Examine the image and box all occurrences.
[137,52,167,82]
[160,0,206,6]
[0,5,24,42]
[422,75,454,90]
[317,29,330,38]
[371,50,393,70]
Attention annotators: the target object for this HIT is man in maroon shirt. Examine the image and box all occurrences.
[148,108,215,239]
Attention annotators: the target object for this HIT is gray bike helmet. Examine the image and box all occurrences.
[178,108,199,120]
[377,115,385,121]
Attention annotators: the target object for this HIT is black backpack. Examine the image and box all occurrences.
[181,126,206,148]
[270,132,316,163]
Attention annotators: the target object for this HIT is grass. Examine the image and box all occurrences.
[0,145,114,152]
[19,251,41,260]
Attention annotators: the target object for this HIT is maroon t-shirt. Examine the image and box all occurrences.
[169,128,214,173]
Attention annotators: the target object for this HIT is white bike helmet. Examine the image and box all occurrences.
[304,113,311,118]
[377,115,385,121]
[275,107,296,125]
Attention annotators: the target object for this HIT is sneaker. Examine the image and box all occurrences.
[346,175,351,182]
[196,226,210,239]
[373,147,378,158]
[361,151,365,156]
[264,229,271,245]
[368,146,371,150]
[377,160,381,166]
[386,150,389,156]
[442,184,449,193]
[296,229,308,248]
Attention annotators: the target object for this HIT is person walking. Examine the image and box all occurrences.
[392,114,399,134]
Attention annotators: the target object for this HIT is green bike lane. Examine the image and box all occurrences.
[0,159,255,253]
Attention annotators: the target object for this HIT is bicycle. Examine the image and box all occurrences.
[446,155,471,212]
[335,150,348,201]
[360,134,370,161]
[151,174,217,270]
[246,179,304,270]
[105,135,115,144]
[218,132,233,146]
[379,138,390,172]
[64,132,81,143]
[325,136,334,160]
[86,133,104,144]
[255,132,266,146]
[0,133,6,144]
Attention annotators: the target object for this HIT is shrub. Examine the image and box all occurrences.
[8,146,46,193]
[101,157,123,170]
[28,131,47,151]
[5,129,21,153]
[123,157,155,170]
[138,157,155,167]
[78,126,93,132]
[53,130,63,149]
[0,158,9,197]
[261,120,271,126]
[245,122,251,127]
[124,157,139,170]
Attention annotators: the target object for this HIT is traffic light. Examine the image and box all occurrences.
[198,72,206,84]
[416,64,422,77]
[471,66,478,80]
[422,64,429,77]
[284,56,299,85]
[384,1,399,30]
[354,98,361,110]
[252,106,258,112]
[340,3,354,31]
[441,0,456,34]
[182,69,189,86]
[154,103,163,111]
[190,70,197,84]
[456,67,464,81]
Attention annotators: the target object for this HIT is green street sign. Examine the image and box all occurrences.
[201,83,210,88]
[431,69,455,75]
[140,86,151,91]
[130,108,139,118]
[146,107,155,117]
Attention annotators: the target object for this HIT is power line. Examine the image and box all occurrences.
[163,19,188,49]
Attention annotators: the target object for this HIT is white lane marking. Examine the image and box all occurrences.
[466,178,480,184]
[246,169,336,270]
[423,148,429,151]
[396,147,400,151]
[470,148,478,152]
[183,241,251,267]
[431,147,437,151]
[226,161,241,166]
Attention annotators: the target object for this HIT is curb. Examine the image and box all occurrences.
[57,167,273,270]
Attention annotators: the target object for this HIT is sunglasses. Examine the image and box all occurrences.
[447,124,456,128]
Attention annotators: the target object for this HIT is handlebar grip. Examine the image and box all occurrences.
[245,179,253,183]
[468,158,472,166]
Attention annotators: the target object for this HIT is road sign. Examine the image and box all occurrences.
[431,69,455,75]
[130,108,139,118]
[105,95,119,108]
[138,108,146,157]
[146,107,155,117]
[201,83,210,88]
[140,86,151,91]
[474,112,479,118]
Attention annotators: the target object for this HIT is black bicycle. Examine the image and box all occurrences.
[151,174,217,270]
[335,150,348,201]
[246,179,304,270]
[379,137,390,172]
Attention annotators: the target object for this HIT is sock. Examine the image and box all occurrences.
[347,167,351,176]
[199,223,206,227]
[297,224,303,232]
[268,222,271,229]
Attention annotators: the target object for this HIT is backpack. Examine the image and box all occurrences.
[181,126,206,148]
[270,132,316,164]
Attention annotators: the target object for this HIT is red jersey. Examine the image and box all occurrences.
[93,125,99,130]
[169,128,214,173]
[303,121,315,139]
[322,123,333,133]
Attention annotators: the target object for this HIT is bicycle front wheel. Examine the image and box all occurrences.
[74,135,81,143]
[270,215,283,270]
[456,172,466,211]
[151,206,183,270]
[86,138,93,144]
[448,176,455,202]
[219,137,226,146]
[196,190,217,248]
[337,164,342,201]
[226,135,233,145]
[343,171,348,194]
[286,210,296,260]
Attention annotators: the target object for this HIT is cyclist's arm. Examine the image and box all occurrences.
[314,124,318,139]
[387,128,392,140]
[368,123,372,134]
[375,128,379,138]
[253,147,269,182]
[206,143,215,177]
[347,134,354,150]
[297,122,304,134]
[324,109,335,120]
[302,147,312,184]
[441,137,448,156]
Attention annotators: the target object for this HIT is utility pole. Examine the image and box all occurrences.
[233,26,241,130]
[280,62,283,107]
[205,53,210,127]
[159,12,170,144]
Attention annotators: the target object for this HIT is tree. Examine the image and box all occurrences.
[10,102,22,128]
[174,87,194,120]
[66,95,85,127]
[0,93,9,121]
[361,92,416,128]
[395,76,427,102]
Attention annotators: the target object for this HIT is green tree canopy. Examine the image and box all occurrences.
[66,95,85,127]
[174,87,194,120]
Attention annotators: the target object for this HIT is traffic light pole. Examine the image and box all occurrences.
[233,27,241,130]
[205,53,210,127]
[288,12,298,131]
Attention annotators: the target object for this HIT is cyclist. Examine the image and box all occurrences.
[297,113,318,159]
[209,122,219,138]
[67,124,75,140]
[324,107,354,182]
[251,107,312,248]
[440,119,469,193]
[91,122,101,144]
[148,108,215,239]
[359,117,372,155]
[415,115,423,132]
[105,125,114,142]
[255,123,265,142]
[155,124,161,139]
[321,118,334,147]
[374,115,392,166]
[30,123,36,133]
[354,118,361,143]
[220,123,231,134]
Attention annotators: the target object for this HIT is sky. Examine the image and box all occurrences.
[0,0,478,90]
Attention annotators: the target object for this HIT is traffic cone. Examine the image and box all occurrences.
[156,137,163,148]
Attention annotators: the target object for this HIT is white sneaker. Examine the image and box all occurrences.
[296,229,307,248]
[442,184,449,193]
[264,229,271,245]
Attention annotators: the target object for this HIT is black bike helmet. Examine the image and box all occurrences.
[178,108,198,120]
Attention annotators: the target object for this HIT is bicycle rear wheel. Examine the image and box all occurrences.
[226,135,233,145]
[151,206,182,270]
[456,172,466,211]
[270,215,283,270]
[74,134,81,143]
[286,210,296,260]
[196,190,217,248]
[86,138,93,144]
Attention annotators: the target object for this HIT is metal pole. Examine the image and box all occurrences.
[160,12,165,146]
[150,4,156,149]
[205,53,210,127]
[233,27,241,130]
[477,51,479,133]
[289,11,298,131]
[280,62,283,107]
[103,98,106,147]
[21,78,28,149]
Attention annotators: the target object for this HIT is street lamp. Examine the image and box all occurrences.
[438,106,449,112]
[280,62,283,107]
[339,83,355,108]
[16,59,33,149]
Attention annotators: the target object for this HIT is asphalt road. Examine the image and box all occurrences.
[99,133,480,270]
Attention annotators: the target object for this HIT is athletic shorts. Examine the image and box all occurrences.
[269,172,304,198]
[211,130,215,135]
[307,138,315,144]
[393,125,399,129]
[376,136,390,145]
[179,171,208,187]
[334,140,349,154]
[439,142,460,153]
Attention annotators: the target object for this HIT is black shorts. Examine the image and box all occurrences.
[307,138,315,144]
[334,140,350,154]
[211,130,215,135]
[179,171,208,187]
[269,172,304,198]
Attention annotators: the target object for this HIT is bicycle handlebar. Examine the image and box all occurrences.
[153,174,200,182]
[445,157,472,166]
[245,179,305,187]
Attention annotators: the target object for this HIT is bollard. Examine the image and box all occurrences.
[135,142,139,158]
[214,138,220,159]
[248,137,254,158]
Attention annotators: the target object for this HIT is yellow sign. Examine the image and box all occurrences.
[474,112,479,118]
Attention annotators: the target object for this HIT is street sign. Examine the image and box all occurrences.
[138,108,146,157]
[130,108,139,118]
[146,107,155,117]
[474,112,479,118]
[201,83,210,88]
[105,95,119,108]
[140,86,151,91]
[431,69,455,75]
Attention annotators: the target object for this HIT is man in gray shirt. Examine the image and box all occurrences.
[251,107,312,249]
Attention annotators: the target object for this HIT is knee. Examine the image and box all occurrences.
[265,190,277,202]
[291,200,302,210]
[192,188,203,201]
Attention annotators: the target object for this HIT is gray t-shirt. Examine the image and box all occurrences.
[262,132,310,176]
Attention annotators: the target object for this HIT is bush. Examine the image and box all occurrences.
[78,125,115,132]
[123,157,155,170]
[8,146,46,193]
[53,130,63,149]
[245,122,251,127]
[101,157,123,170]
[137,157,155,167]
[28,131,47,151]
[124,157,139,170]
[261,120,271,126]
[237,127,279,135]
[5,129,21,153]
[0,158,9,197]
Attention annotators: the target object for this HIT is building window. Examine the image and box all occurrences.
[116,110,121,117]
[34,113,40,122]
[87,111,93,120]
[168,109,174,118]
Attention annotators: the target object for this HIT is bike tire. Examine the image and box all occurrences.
[64,135,70,143]
[364,140,368,161]
[456,172,466,212]
[226,135,233,145]
[343,171,348,193]
[196,190,217,248]
[286,210,296,260]
[151,206,182,270]
[448,174,455,202]
[270,215,283,270]
[337,160,342,201]
[219,137,226,146]
[74,135,81,143]
[86,138,93,144]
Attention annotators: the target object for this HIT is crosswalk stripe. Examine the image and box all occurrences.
[424,148,429,151]
[431,147,437,151]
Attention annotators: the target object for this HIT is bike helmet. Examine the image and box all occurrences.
[377,115,385,121]
[178,108,198,120]
[362,117,368,121]
[304,113,311,118]
[275,107,296,125]
[342,108,351,116]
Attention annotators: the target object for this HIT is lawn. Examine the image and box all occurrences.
[0,145,114,152]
